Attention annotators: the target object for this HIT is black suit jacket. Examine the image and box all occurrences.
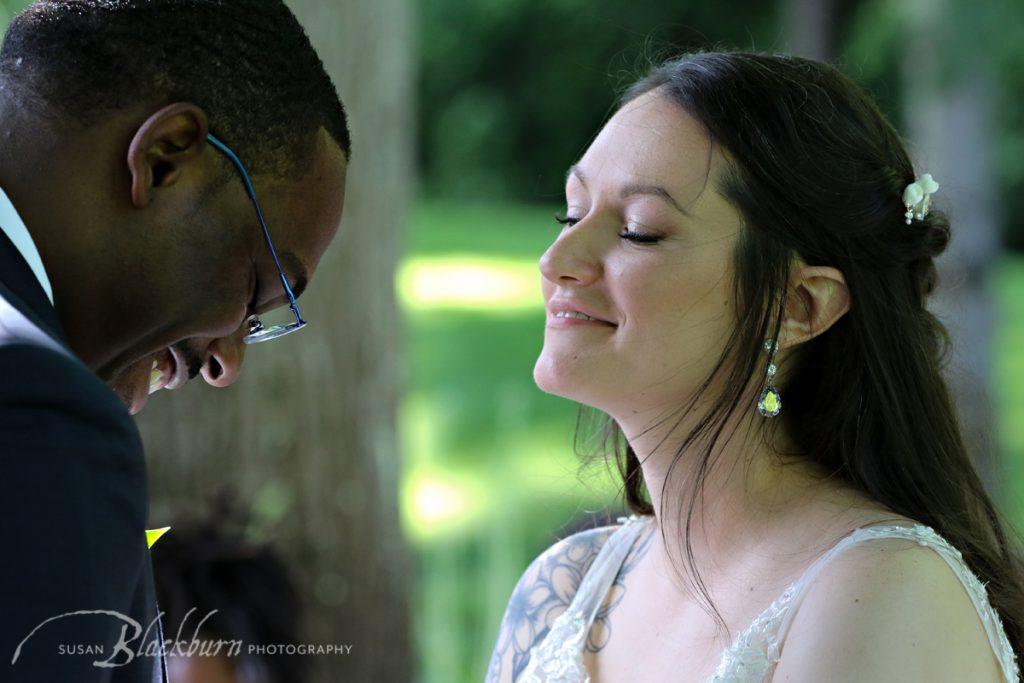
[0,230,164,682]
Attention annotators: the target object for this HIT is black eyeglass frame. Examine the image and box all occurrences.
[206,132,307,344]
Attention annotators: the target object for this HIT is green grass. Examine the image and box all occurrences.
[406,201,562,259]
[399,200,621,683]
[401,198,1024,683]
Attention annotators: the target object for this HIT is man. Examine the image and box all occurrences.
[0,1,350,680]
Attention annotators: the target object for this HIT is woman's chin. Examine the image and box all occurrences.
[533,360,595,404]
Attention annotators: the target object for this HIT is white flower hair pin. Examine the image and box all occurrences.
[903,173,940,225]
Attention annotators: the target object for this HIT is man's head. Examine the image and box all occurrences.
[152,494,308,683]
[0,0,351,413]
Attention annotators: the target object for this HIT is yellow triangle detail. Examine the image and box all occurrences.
[146,527,171,549]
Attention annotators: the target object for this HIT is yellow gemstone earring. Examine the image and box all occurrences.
[757,338,782,417]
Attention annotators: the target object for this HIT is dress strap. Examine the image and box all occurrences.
[567,515,651,627]
[772,523,1020,683]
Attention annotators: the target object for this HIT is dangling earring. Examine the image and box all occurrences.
[758,338,782,417]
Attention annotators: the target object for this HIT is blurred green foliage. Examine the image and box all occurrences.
[417,0,1024,246]
[417,0,780,201]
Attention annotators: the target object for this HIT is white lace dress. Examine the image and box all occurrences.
[515,514,1020,682]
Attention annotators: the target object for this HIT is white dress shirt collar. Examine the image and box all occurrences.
[0,185,54,305]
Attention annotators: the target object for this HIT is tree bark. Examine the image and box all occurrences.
[137,1,415,680]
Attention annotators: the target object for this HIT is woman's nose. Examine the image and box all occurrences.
[200,324,248,388]
[539,221,602,286]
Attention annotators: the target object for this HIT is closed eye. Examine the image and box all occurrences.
[554,213,662,244]
[554,213,579,228]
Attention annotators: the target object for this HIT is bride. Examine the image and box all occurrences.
[485,50,1022,682]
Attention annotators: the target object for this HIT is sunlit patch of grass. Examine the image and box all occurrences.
[397,255,542,312]
[402,465,488,540]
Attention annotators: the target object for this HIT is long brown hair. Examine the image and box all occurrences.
[577,49,1024,661]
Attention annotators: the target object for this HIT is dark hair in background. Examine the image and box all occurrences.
[577,49,1024,659]
[153,493,308,683]
[0,0,350,179]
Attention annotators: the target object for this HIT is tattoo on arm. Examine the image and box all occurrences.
[484,525,620,682]
[585,521,655,653]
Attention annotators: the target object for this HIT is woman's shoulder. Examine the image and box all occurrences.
[772,518,1013,682]
[484,517,635,683]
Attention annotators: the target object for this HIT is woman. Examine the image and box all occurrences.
[486,50,1023,682]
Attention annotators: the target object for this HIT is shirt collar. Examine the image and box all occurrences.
[0,186,53,305]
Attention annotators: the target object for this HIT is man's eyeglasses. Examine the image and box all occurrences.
[206,132,306,344]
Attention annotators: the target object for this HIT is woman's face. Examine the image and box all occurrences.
[534,88,745,420]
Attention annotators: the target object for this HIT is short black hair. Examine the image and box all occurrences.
[152,493,309,682]
[0,0,351,179]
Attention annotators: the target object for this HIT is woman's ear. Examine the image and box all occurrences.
[126,102,209,208]
[777,265,850,349]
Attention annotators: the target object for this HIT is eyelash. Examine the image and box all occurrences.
[554,213,662,244]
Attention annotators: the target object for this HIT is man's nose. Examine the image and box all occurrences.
[200,324,248,388]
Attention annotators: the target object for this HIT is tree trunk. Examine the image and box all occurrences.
[782,0,838,62]
[902,0,1002,501]
[137,1,415,680]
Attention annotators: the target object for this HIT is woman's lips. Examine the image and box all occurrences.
[546,310,617,328]
[544,315,614,327]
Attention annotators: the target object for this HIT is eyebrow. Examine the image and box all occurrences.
[567,165,691,217]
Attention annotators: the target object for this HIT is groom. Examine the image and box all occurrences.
[0,1,349,680]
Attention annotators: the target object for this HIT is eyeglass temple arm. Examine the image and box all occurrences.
[206,133,305,324]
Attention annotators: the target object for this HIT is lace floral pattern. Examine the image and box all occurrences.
[708,585,796,682]
[516,515,645,683]
[515,521,1020,683]
[517,607,590,683]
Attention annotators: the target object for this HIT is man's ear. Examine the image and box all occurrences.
[126,102,210,208]
[778,265,851,349]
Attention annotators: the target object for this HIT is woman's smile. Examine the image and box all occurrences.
[546,312,617,329]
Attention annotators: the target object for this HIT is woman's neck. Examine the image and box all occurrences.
[619,404,850,587]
